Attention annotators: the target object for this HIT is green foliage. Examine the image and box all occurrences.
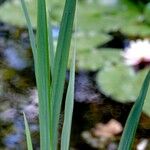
[36,0,53,149]
[61,49,76,150]
[0,0,37,27]
[77,48,122,71]
[0,0,65,27]
[23,112,33,150]
[1,0,150,38]
[20,0,37,64]
[51,0,76,148]
[96,64,150,116]
[96,64,136,102]
[118,71,150,150]
[78,0,138,32]
[21,0,76,149]
[72,32,112,51]
[144,2,150,24]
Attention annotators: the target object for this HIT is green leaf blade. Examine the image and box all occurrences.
[118,70,150,150]
[21,0,53,149]
[51,0,76,149]
[36,0,52,149]
[61,49,76,150]
[23,112,33,150]
[20,0,37,60]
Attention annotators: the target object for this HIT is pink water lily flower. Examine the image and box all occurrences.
[122,39,150,66]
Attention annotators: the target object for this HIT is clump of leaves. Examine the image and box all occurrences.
[21,0,76,149]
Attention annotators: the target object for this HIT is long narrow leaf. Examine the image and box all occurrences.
[23,112,33,150]
[61,48,76,150]
[51,0,76,149]
[20,0,37,60]
[118,70,150,150]
[36,0,52,149]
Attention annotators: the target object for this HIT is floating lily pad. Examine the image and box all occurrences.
[0,0,65,27]
[96,64,137,101]
[76,48,122,71]
[1,0,150,38]
[0,1,139,30]
[0,0,37,27]
[121,23,150,38]
[144,2,150,24]
[77,0,139,32]
[96,64,150,116]
[71,32,112,51]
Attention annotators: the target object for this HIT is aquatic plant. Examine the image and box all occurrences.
[21,0,76,149]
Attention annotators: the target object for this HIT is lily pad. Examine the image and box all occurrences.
[96,64,150,116]
[1,0,150,38]
[0,0,37,27]
[71,32,112,51]
[144,2,150,24]
[77,0,140,32]
[76,48,122,71]
[121,23,150,38]
[0,0,65,27]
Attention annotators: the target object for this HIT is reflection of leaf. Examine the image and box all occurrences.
[96,64,150,116]
[77,48,122,71]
